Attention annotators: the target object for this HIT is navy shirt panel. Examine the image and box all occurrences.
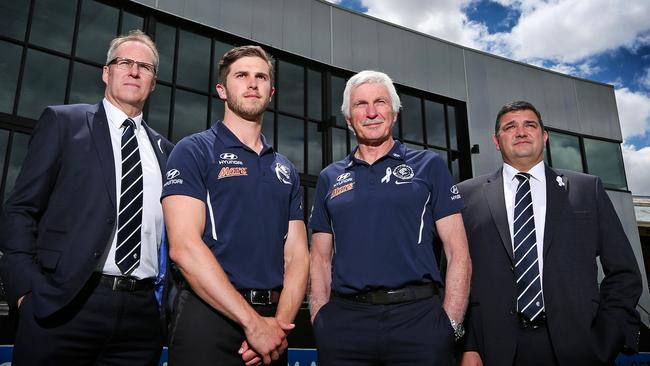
[162,121,303,289]
[308,141,463,294]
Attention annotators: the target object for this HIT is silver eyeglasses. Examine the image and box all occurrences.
[107,57,156,76]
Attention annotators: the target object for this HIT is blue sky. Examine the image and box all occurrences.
[326,0,650,196]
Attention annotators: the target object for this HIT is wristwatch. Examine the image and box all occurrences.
[449,319,465,341]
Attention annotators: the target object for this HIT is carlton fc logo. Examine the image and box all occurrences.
[275,163,292,185]
[393,164,414,180]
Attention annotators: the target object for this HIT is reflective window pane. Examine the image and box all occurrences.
[213,39,233,87]
[172,90,207,142]
[0,0,30,40]
[154,23,175,82]
[146,84,171,139]
[69,62,104,104]
[330,75,346,127]
[548,131,583,172]
[0,129,8,194]
[308,69,322,121]
[211,97,225,124]
[447,105,458,150]
[18,50,68,119]
[278,60,304,116]
[177,30,210,91]
[121,12,144,34]
[404,143,424,150]
[262,111,274,148]
[392,118,400,138]
[451,151,460,182]
[30,0,77,53]
[332,127,347,162]
[278,115,304,173]
[425,100,446,148]
[308,122,322,175]
[76,0,118,63]
[5,132,29,202]
[348,129,355,153]
[400,94,423,143]
[0,41,23,114]
[584,138,627,190]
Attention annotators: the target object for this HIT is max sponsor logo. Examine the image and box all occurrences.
[218,167,248,179]
[330,182,354,199]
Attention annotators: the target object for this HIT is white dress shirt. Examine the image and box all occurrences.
[503,160,546,281]
[99,98,163,279]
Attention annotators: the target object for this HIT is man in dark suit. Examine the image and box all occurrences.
[0,30,173,365]
[458,100,641,366]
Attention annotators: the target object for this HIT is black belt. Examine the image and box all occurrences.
[333,283,439,305]
[238,289,281,305]
[97,274,155,291]
[518,312,547,329]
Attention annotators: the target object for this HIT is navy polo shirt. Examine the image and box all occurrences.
[162,121,303,290]
[308,140,463,294]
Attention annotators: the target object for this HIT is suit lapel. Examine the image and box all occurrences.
[543,165,568,257]
[485,168,514,262]
[88,103,117,209]
[142,121,167,179]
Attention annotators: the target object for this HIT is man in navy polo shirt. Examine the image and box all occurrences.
[309,70,471,365]
[161,45,309,365]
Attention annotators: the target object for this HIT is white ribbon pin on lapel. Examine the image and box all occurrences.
[381,167,392,183]
[556,176,565,187]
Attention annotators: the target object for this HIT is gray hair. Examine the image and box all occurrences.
[341,70,401,119]
[106,29,159,73]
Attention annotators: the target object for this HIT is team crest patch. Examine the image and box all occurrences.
[275,163,292,185]
[393,164,414,180]
[218,167,248,179]
[331,182,354,199]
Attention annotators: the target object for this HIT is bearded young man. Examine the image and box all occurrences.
[161,45,309,366]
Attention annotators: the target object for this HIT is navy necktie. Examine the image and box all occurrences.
[513,172,544,320]
[115,118,143,275]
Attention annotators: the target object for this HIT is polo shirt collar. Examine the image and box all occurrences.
[211,120,274,155]
[345,139,406,169]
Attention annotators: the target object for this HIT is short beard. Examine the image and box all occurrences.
[226,95,268,121]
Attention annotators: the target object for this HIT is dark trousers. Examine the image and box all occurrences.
[513,325,559,366]
[13,274,162,366]
[313,295,454,366]
[168,288,288,366]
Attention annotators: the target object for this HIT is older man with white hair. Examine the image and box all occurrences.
[308,70,471,365]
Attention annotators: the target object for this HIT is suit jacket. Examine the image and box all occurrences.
[0,102,174,320]
[457,164,641,366]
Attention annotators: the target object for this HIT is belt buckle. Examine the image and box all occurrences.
[112,277,135,291]
[250,290,271,305]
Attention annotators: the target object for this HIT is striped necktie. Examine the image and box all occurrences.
[115,118,143,275]
[513,172,544,321]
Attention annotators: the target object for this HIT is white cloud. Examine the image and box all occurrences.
[622,144,650,196]
[352,0,650,66]
[506,0,650,63]
[614,87,650,140]
[357,0,494,50]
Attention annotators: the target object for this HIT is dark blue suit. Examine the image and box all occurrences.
[0,102,173,364]
[457,165,641,366]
